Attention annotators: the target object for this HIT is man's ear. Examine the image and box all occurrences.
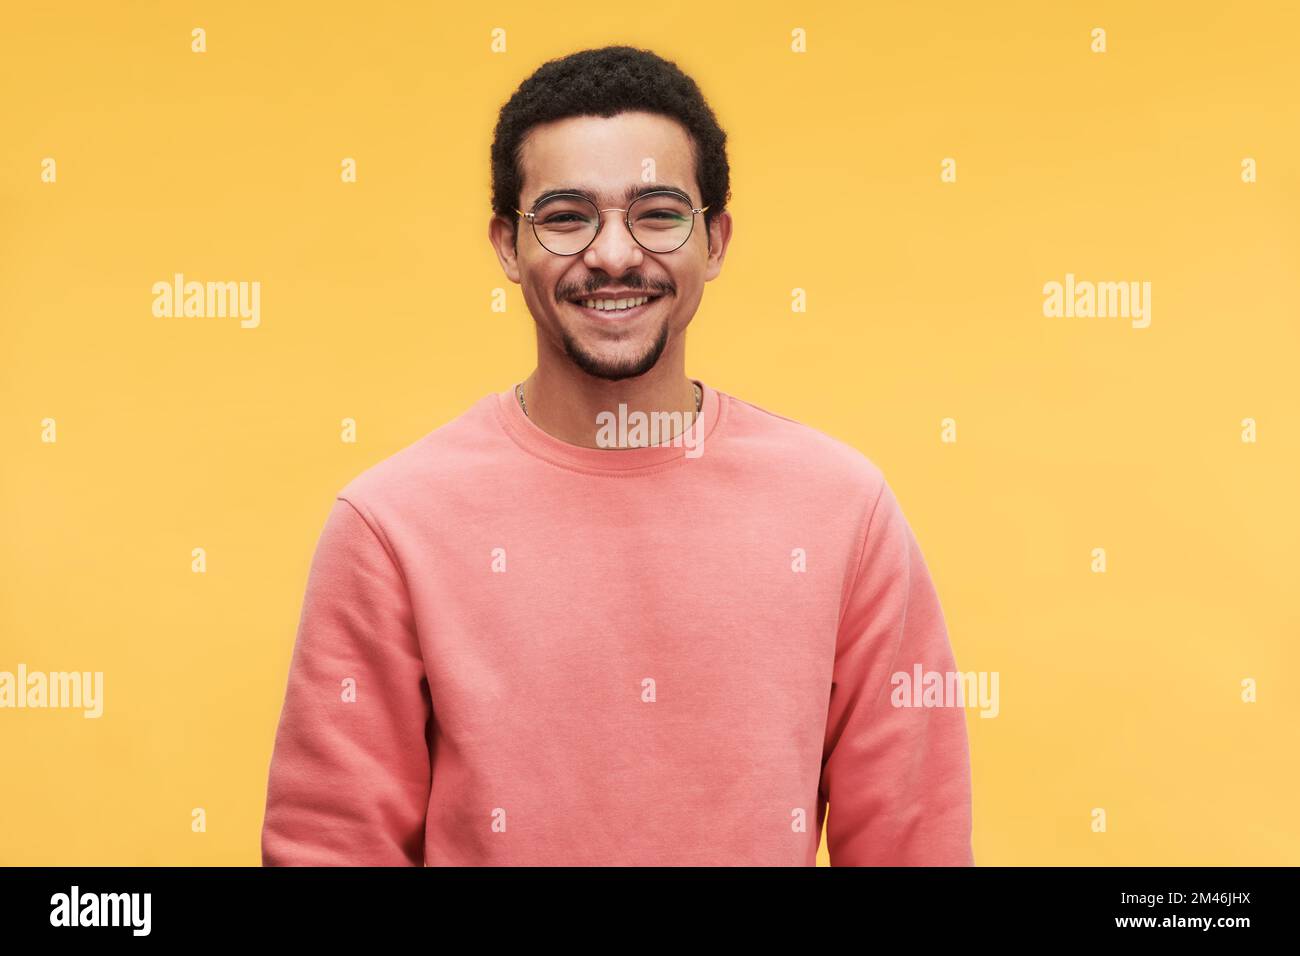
[703,209,732,281]
[489,214,522,283]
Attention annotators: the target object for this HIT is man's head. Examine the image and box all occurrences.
[488,46,732,382]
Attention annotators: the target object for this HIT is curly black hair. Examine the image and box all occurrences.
[491,45,731,249]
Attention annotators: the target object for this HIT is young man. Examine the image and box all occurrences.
[261,45,974,866]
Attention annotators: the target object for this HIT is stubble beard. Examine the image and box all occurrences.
[558,317,672,382]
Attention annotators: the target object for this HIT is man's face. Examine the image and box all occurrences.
[491,110,729,381]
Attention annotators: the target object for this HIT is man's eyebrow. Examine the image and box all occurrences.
[529,183,693,207]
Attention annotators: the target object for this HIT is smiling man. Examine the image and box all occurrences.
[261,45,974,866]
[491,105,722,445]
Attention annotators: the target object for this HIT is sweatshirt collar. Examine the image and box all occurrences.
[494,378,725,475]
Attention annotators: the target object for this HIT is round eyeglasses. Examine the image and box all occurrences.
[516,190,709,256]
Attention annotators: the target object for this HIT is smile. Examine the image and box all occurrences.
[566,294,665,319]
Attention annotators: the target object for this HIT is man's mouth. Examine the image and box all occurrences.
[564,293,666,319]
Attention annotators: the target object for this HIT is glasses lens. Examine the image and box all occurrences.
[629,193,696,252]
[532,195,599,254]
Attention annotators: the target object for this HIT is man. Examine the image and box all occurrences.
[261,45,974,866]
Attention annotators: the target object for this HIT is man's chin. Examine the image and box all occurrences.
[559,323,671,382]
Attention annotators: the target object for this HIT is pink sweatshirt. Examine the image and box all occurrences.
[261,380,973,866]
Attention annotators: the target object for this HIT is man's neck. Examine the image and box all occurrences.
[518,363,700,449]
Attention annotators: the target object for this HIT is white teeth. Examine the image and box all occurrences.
[578,295,651,311]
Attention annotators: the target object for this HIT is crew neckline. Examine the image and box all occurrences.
[494,378,726,475]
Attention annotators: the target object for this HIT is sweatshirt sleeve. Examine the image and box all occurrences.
[261,495,433,866]
[818,478,974,866]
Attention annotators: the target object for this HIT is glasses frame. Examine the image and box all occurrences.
[515,189,710,256]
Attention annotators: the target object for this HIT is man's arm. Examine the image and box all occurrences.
[819,478,974,865]
[261,496,433,866]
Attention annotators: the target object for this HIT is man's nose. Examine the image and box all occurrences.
[583,209,644,271]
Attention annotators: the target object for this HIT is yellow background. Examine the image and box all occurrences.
[2,0,1296,865]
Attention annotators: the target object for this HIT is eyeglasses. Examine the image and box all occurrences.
[516,190,710,256]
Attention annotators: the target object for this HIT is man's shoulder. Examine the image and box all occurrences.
[719,389,887,496]
[334,391,502,513]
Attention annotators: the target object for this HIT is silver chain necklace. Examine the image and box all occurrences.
[516,381,701,418]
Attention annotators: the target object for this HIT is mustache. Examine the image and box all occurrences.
[558,280,674,300]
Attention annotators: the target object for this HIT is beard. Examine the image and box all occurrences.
[558,318,671,382]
